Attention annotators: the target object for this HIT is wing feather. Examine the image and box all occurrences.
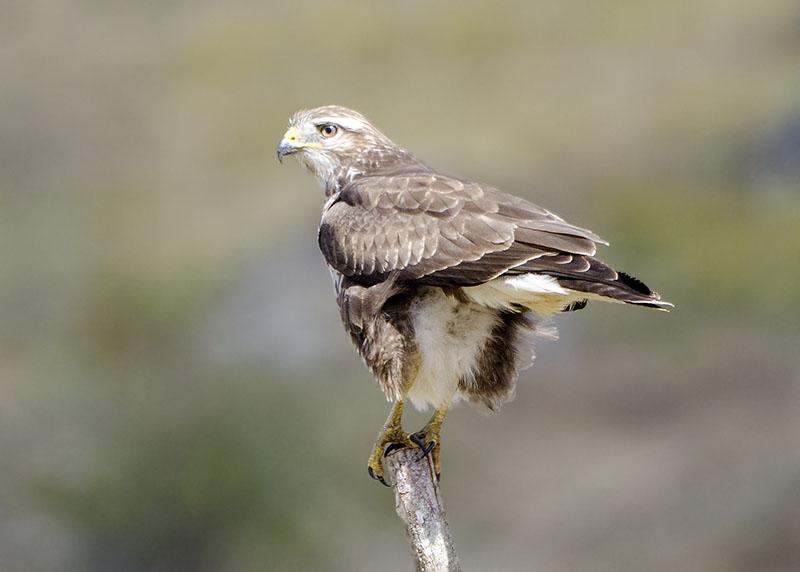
[319,173,607,286]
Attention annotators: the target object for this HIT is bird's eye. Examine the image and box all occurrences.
[318,124,339,138]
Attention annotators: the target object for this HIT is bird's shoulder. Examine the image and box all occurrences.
[328,172,477,216]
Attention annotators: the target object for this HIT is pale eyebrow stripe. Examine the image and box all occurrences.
[315,116,365,131]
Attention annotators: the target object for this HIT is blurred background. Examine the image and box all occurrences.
[2,0,799,570]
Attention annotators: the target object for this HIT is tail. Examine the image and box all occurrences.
[557,270,673,310]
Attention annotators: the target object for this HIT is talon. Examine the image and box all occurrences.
[367,401,447,486]
[368,466,390,487]
[367,462,390,487]
[383,442,406,457]
[411,435,436,462]
[369,435,411,487]
[409,433,426,450]
[367,466,390,487]
[367,401,413,486]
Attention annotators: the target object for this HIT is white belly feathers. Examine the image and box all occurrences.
[406,289,502,410]
[406,273,580,410]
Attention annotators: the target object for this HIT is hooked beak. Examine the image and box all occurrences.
[277,126,301,164]
[279,124,324,164]
[277,136,296,164]
[277,125,323,163]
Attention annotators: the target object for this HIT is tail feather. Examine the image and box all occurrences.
[557,271,673,310]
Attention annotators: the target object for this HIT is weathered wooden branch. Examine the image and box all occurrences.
[384,448,461,572]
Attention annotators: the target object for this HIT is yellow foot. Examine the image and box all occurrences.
[367,425,415,487]
[367,401,447,486]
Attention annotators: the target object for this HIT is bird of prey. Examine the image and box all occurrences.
[277,105,671,485]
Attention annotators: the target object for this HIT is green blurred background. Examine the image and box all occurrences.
[2,1,799,570]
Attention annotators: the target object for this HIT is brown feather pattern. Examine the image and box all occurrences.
[319,171,666,307]
[281,105,670,411]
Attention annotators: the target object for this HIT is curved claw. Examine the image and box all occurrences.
[410,433,436,461]
[383,442,407,457]
[368,466,390,487]
[408,432,425,450]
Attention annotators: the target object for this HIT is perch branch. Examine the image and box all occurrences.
[384,447,461,572]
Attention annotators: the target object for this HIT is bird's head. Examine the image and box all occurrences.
[277,105,424,194]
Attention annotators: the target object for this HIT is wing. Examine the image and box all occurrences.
[318,173,606,287]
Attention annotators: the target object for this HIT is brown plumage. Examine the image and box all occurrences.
[277,105,671,484]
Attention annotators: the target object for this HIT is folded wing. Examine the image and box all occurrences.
[319,173,668,308]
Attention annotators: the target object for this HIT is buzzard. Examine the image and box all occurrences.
[277,106,670,485]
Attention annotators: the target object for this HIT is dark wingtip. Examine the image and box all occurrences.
[618,271,653,296]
